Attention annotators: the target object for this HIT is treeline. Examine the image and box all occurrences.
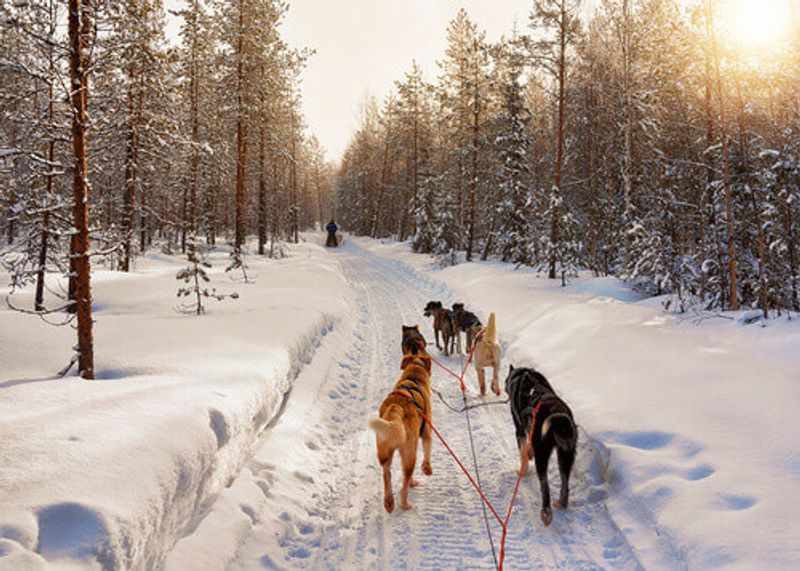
[335,0,800,316]
[0,0,332,378]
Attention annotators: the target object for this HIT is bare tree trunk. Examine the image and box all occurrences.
[35,1,57,311]
[549,0,567,280]
[466,39,479,262]
[258,120,267,254]
[120,59,138,272]
[234,0,247,251]
[187,0,199,249]
[68,0,94,379]
[622,0,634,271]
[290,113,298,243]
[372,139,391,238]
[411,100,419,236]
[708,0,739,310]
[699,8,715,302]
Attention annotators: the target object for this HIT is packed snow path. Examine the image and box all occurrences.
[174,239,663,570]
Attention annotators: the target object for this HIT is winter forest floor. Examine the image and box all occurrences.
[1,234,799,570]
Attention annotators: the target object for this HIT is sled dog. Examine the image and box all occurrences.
[423,301,457,356]
[401,324,427,356]
[369,354,433,512]
[505,365,577,526]
[473,312,502,396]
[451,303,482,353]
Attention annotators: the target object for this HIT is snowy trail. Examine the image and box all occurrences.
[182,239,658,570]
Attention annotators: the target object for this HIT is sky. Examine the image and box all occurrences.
[165,0,533,163]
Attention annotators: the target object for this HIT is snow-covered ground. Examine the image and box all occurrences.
[351,237,800,570]
[0,242,350,570]
[2,234,798,570]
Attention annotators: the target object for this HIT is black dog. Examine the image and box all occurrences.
[505,365,577,526]
[423,301,457,355]
[451,303,481,353]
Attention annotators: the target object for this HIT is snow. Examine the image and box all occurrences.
[353,237,800,570]
[2,234,799,570]
[0,241,349,570]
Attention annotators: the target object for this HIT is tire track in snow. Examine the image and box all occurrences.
[222,239,648,570]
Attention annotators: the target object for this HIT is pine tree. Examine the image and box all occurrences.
[492,34,533,264]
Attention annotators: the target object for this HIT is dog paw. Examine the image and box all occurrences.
[541,507,553,527]
[410,479,419,488]
[400,501,413,510]
[384,495,395,513]
[422,461,432,476]
[554,499,568,509]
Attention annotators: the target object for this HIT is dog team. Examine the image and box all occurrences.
[369,303,578,527]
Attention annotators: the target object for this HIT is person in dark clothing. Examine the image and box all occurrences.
[326,220,338,247]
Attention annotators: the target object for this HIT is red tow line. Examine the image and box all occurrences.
[409,332,541,571]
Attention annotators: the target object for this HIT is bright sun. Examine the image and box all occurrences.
[724,0,792,52]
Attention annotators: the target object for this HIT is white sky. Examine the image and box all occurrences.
[165,1,535,162]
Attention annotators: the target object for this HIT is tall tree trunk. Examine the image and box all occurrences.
[549,0,567,280]
[290,113,299,243]
[699,6,716,302]
[35,1,57,311]
[622,0,634,272]
[466,39,479,262]
[188,0,199,248]
[258,120,267,254]
[120,60,138,271]
[411,99,419,236]
[68,0,94,379]
[234,0,247,251]
[708,0,739,310]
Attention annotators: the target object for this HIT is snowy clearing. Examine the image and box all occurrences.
[2,235,799,570]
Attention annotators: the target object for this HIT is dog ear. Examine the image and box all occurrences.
[413,325,419,331]
[509,364,515,373]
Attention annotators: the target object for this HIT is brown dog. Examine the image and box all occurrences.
[369,354,433,512]
[401,324,426,356]
[423,301,458,356]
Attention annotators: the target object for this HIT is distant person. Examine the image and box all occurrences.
[326,219,338,247]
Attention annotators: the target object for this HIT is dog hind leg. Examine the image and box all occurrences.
[536,446,554,526]
[477,368,487,396]
[555,446,575,509]
[399,441,418,510]
[380,453,395,513]
[421,426,433,476]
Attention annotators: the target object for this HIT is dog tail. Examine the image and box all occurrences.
[485,312,497,344]
[542,413,577,451]
[369,409,406,447]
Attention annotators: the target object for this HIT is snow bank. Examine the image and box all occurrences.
[0,240,351,570]
[355,237,800,570]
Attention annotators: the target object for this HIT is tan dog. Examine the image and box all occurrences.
[473,312,501,396]
[369,354,433,512]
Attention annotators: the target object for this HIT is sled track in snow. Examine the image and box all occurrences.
[224,240,649,570]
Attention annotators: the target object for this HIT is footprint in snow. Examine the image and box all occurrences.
[606,430,674,450]
[293,471,315,484]
[715,493,756,511]
[685,464,715,481]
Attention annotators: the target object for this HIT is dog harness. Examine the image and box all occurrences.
[391,381,427,435]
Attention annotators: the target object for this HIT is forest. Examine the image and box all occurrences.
[336,0,800,317]
[1,0,334,378]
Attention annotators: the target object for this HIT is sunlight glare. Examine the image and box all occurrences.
[725,0,792,52]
